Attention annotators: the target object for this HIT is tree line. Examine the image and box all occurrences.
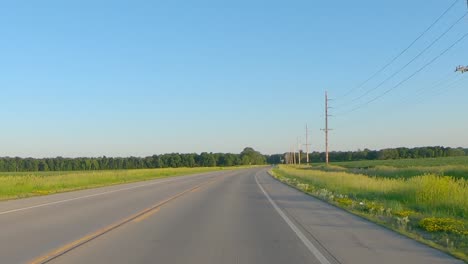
[303,146,468,163]
[0,147,268,172]
[0,146,465,172]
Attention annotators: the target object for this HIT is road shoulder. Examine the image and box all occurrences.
[256,170,463,264]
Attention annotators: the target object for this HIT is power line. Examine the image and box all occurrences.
[414,74,468,104]
[416,71,458,93]
[430,74,467,95]
[337,32,468,116]
[391,66,462,106]
[343,12,467,106]
[390,71,458,106]
[405,74,468,108]
[410,73,460,102]
[397,74,463,106]
[387,74,467,112]
[335,0,462,100]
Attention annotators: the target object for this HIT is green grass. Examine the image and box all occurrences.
[275,165,468,218]
[0,167,246,200]
[331,156,468,168]
[315,156,468,180]
[271,163,468,261]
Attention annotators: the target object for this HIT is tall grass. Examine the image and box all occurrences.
[275,165,468,218]
[410,175,468,217]
[0,167,229,200]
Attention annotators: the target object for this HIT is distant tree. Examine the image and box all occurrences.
[378,149,399,160]
[37,161,49,171]
[181,154,196,167]
[0,146,465,172]
[199,152,216,167]
[217,153,237,167]
[447,148,465,157]
[240,147,266,165]
[266,154,282,164]
[167,153,182,168]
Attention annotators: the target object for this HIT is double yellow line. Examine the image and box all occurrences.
[29,178,218,264]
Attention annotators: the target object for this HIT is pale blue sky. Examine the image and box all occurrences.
[1,0,467,157]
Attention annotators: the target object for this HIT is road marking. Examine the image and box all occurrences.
[254,172,332,264]
[133,207,160,223]
[28,177,220,264]
[190,186,201,193]
[0,173,215,216]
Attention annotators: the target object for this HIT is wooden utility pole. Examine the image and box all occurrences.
[325,91,329,165]
[292,145,296,165]
[304,124,311,164]
[297,137,301,165]
[321,91,332,165]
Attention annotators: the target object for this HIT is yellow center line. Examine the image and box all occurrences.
[190,186,201,193]
[29,177,221,264]
[132,207,160,223]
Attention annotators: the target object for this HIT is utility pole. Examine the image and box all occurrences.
[292,145,296,165]
[321,91,332,165]
[455,65,468,73]
[325,91,329,165]
[297,137,301,165]
[303,124,311,164]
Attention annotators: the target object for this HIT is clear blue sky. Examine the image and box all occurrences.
[1,0,467,157]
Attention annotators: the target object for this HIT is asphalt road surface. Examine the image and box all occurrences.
[0,167,462,264]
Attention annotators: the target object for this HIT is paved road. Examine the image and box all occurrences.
[0,167,462,264]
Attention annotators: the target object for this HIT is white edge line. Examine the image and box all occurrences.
[255,172,331,264]
[0,172,219,216]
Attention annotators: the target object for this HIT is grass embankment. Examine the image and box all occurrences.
[271,160,468,262]
[0,167,241,200]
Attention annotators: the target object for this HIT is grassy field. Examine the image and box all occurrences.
[0,167,243,200]
[331,156,468,168]
[317,156,468,180]
[271,157,468,261]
